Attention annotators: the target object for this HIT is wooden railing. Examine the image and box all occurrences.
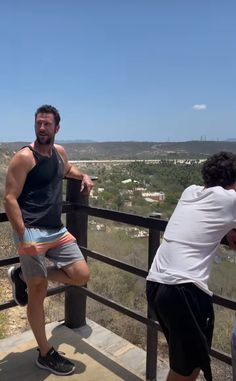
[0,178,235,381]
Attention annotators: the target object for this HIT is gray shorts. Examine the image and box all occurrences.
[13,226,85,279]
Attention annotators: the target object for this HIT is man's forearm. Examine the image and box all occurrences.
[65,164,85,180]
[4,198,25,239]
[64,165,93,193]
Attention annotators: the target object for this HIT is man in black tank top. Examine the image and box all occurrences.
[4,105,93,376]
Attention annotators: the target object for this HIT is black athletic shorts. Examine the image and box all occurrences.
[146,281,214,381]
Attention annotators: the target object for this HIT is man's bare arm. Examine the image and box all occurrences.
[4,150,34,239]
[56,145,94,193]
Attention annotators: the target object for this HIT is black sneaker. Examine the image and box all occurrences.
[7,266,28,306]
[36,347,75,375]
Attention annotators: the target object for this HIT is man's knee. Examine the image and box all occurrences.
[74,265,90,285]
[27,277,48,300]
[66,261,90,285]
[83,267,90,284]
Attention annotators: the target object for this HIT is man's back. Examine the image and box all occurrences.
[165,184,236,244]
[147,184,236,294]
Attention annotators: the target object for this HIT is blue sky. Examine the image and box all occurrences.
[0,1,235,142]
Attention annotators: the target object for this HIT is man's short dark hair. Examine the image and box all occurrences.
[202,151,236,188]
[35,105,61,126]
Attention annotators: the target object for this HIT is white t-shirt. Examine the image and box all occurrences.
[147,185,236,295]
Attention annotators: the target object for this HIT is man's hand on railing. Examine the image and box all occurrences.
[80,174,94,194]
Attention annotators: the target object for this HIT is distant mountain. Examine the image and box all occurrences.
[57,140,95,143]
[2,140,236,160]
[61,140,236,160]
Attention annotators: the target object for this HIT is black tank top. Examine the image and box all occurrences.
[18,146,64,228]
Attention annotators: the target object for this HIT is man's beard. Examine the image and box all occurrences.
[36,135,52,145]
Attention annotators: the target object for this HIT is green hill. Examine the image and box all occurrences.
[2,140,236,160]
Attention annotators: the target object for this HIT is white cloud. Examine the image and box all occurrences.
[193,104,207,111]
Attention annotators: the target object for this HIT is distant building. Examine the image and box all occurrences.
[121,178,132,184]
[135,187,147,192]
[127,227,149,238]
[121,178,139,184]
[141,191,165,203]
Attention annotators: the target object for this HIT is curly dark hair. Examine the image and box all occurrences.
[35,105,61,126]
[202,151,236,188]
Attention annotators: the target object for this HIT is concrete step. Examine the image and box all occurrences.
[0,319,169,381]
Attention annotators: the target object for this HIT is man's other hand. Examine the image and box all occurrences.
[226,229,236,250]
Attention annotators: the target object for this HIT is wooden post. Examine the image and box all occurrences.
[64,178,88,328]
[146,228,160,381]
